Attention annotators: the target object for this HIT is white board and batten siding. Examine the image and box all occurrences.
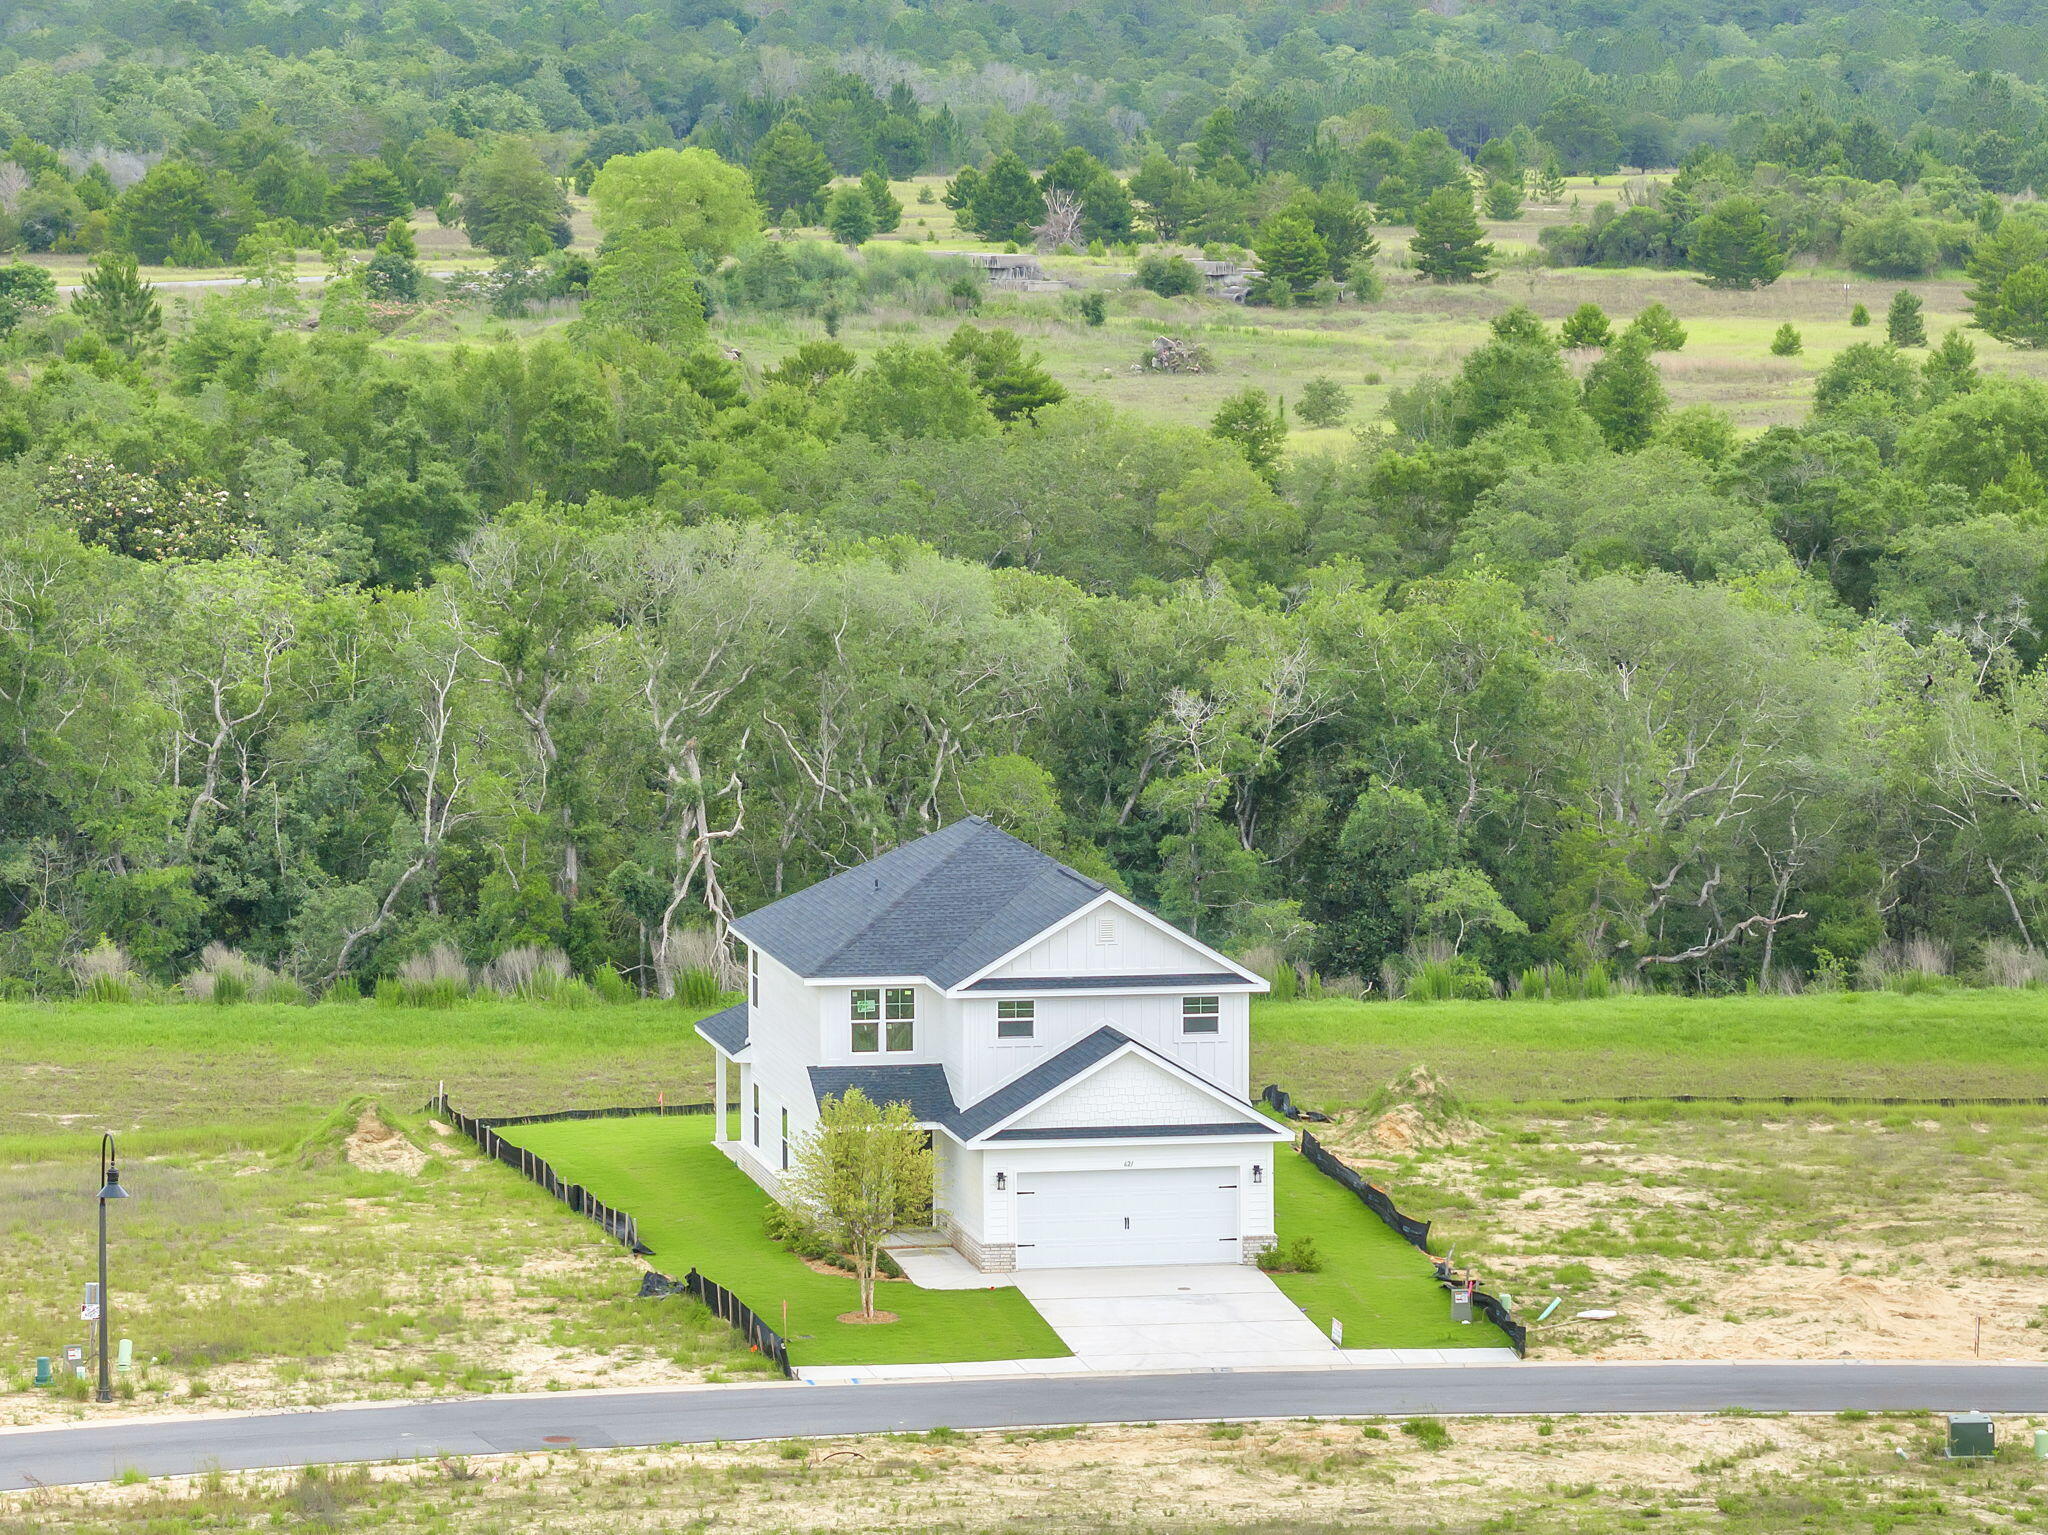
[952,991,1248,1104]
[1008,1053,1229,1131]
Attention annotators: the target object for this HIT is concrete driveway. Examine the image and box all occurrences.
[1012,1264,1345,1372]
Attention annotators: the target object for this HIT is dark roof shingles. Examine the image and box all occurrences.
[731,817,1102,987]
[807,1064,960,1125]
[693,1000,749,1055]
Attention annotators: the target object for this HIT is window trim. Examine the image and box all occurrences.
[1181,995,1221,1035]
[995,999,1036,1040]
[747,946,759,1006]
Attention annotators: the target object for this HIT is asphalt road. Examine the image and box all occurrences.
[3,1362,2045,1490]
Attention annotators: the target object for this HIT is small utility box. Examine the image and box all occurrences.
[1449,1289,1474,1324]
[1946,1412,1995,1460]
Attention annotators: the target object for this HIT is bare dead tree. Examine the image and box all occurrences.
[1033,187,1082,252]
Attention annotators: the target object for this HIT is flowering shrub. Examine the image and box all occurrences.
[39,455,254,561]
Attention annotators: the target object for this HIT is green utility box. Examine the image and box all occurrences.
[1946,1412,1995,1460]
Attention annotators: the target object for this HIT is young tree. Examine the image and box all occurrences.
[330,158,412,243]
[1688,196,1784,289]
[1532,156,1567,203]
[1127,151,1195,239]
[1770,322,1803,355]
[589,147,761,260]
[967,151,1041,241]
[943,322,1068,421]
[1975,263,2048,348]
[1481,178,1522,220]
[1251,213,1328,303]
[1559,302,1613,348]
[1849,302,1871,327]
[860,169,903,234]
[1624,302,1688,351]
[825,184,876,247]
[364,217,423,300]
[0,262,58,333]
[1888,289,1927,347]
[112,158,232,264]
[1295,375,1350,429]
[1581,332,1667,450]
[71,251,163,357]
[1922,328,1980,403]
[1077,290,1106,326]
[784,1088,933,1322]
[460,138,571,256]
[750,121,833,223]
[1209,387,1288,476]
[1410,185,1494,283]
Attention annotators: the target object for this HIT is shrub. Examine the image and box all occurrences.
[592,964,635,1003]
[1255,1236,1324,1273]
[1401,1417,1450,1451]
[1134,251,1201,297]
[1849,302,1871,326]
[1078,290,1106,326]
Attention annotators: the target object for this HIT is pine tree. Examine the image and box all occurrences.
[1849,302,1870,327]
[364,216,423,300]
[1770,322,1803,356]
[1689,197,1785,289]
[71,251,163,357]
[1533,156,1567,202]
[1922,328,1979,403]
[1558,302,1613,348]
[1887,289,1927,347]
[967,152,1041,242]
[1580,333,1667,450]
[1410,185,1494,283]
[825,185,876,247]
[1209,387,1288,476]
[750,121,833,223]
[1481,178,1522,219]
[1625,302,1688,351]
[1252,214,1328,303]
[860,169,902,233]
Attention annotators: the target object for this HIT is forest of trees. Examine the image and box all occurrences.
[7,5,2048,1000]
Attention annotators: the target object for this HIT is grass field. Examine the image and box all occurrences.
[1253,990,2048,1106]
[11,1408,2048,1532]
[499,1114,1067,1366]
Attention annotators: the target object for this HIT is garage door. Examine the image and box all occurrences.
[1014,1166,1240,1268]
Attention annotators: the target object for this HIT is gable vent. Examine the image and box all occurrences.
[1095,913,1118,945]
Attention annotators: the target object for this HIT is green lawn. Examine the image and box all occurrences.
[1251,989,2048,1105]
[499,1113,1068,1368]
[1264,1130,1509,1352]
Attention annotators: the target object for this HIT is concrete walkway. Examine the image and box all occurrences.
[5,1363,2046,1491]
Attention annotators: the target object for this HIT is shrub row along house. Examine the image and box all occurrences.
[697,817,1285,1271]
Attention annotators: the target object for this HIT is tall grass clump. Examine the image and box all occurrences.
[324,975,362,1003]
[1980,939,2048,989]
[1383,937,1495,1002]
[1858,935,1952,994]
[181,943,275,1004]
[1238,944,1299,1001]
[70,939,139,1003]
[592,964,635,1003]
[393,943,470,1007]
[477,945,570,999]
[656,925,739,997]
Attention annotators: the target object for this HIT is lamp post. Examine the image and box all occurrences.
[95,1133,127,1404]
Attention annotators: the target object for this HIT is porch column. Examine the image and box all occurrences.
[713,1051,729,1146]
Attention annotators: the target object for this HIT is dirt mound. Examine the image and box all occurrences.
[344,1107,428,1175]
[1359,1066,1485,1150]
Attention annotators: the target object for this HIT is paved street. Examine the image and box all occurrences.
[4,1362,2045,1491]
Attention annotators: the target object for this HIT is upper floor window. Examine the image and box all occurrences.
[1181,995,1220,1035]
[747,947,759,1005]
[852,987,917,1053]
[996,999,1035,1039]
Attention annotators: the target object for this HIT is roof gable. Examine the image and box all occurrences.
[731,817,1104,988]
[1009,1052,1254,1133]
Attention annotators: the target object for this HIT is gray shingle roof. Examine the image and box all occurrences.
[965,972,1247,992]
[949,1026,1135,1139]
[987,1121,1277,1141]
[808,1064,959,1125]
[730,816,1104,988]
[693,1001,749,1055]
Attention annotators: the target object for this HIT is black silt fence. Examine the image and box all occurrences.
[431,1094,792,1376]
[1259,1083,1331,1122]
[1433,1258,1528,1357]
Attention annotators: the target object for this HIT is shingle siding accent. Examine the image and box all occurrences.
[949,1027,1131,1139]
[693,1001,749,1055]
[730,817,1103,988]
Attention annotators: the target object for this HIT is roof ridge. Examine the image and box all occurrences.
[810,818,984,976]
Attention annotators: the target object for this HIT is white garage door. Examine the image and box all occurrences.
[1014,1166,1240,1268]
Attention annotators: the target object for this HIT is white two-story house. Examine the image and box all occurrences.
[694,816,1287,1271]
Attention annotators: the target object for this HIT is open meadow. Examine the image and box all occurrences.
[7,1408,2048,1534]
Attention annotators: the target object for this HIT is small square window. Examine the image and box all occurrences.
[1181,995,1220,1035]
[996,1000,1035,1039]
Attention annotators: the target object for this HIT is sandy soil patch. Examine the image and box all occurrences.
[343,1109,427,1176]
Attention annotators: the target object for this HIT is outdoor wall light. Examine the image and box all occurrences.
[995,1171,1007,1191]
[1252,1164,1263,1184]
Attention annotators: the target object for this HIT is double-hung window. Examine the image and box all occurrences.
[852,987,917,1053]
[1181,995,1221,1035]
[996,999,1036,1040]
